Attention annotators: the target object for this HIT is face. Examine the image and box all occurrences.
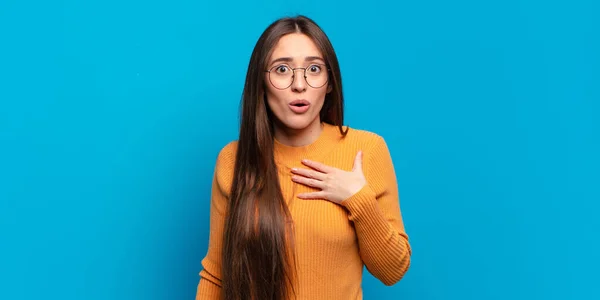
[264,33,331,132]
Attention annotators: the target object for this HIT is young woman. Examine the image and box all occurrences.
[196,15,411,300]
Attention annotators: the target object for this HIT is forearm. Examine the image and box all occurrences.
[342,184,411,285]
[196,270,222,299]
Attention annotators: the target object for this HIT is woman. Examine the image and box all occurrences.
[196,15,411,300]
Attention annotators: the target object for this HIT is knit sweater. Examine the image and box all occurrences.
[196,122,411,299]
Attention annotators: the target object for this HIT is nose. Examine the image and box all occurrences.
[291,69,307,92]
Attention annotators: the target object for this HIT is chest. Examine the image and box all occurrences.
[277,170,357,249]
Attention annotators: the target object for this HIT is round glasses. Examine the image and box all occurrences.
[265,63,330,90]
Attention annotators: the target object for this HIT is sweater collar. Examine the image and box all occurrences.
[274,122,343,169]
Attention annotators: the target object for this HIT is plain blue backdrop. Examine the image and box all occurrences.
[1,0,598,299]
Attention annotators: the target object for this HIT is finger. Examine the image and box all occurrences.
[352,150,363,172]
[292,175,325,189]
[301,159,334,173]
[290,167,326,180]
[297,191,328,200]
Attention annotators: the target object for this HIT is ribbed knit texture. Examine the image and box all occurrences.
[196,122,411,300]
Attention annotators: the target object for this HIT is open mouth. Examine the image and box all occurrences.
[290,100,310,107]
[289,100,310,113]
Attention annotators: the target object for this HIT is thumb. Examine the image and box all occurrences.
[352,150,363,172]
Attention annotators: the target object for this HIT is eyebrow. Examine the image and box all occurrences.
[269,56,325,65]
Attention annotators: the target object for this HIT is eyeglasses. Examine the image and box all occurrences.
[265,63,330,90]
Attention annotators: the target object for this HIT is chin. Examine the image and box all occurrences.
[280,115,318,131]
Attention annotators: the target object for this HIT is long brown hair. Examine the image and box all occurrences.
[221,15,347,300]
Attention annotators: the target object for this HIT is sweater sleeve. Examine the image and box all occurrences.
[196,145,234,299]
[340,135,412,286]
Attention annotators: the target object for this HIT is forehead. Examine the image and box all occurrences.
[269,33,323,63]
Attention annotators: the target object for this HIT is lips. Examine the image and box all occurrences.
[289,99,310,113]
[289,99,310,107]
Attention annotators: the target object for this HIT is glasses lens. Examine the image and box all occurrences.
[305,64,328,88]
[269,65,293,89]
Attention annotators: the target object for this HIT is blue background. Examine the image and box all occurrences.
[1,0,598,299]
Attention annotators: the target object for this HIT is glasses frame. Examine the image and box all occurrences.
[264,63,331,90]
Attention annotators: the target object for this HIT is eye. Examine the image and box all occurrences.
[274,65,290,74]
[307,64,322,74]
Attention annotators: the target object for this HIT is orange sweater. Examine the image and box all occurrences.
[196,122,411,299]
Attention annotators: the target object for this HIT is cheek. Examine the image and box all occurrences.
[312,89,328,108]
[265,87,287,112]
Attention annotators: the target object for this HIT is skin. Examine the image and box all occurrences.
[265,33,366,204]
[265,32,329,147]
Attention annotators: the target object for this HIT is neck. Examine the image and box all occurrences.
[273,118,323,147]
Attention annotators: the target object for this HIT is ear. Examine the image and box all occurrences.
[326,84,333,93]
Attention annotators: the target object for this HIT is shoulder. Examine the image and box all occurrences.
[341,125,394,171]
[215,140,238,167]
[342,126,397,192]
[213,141,238,195]
[342,125,388,151]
